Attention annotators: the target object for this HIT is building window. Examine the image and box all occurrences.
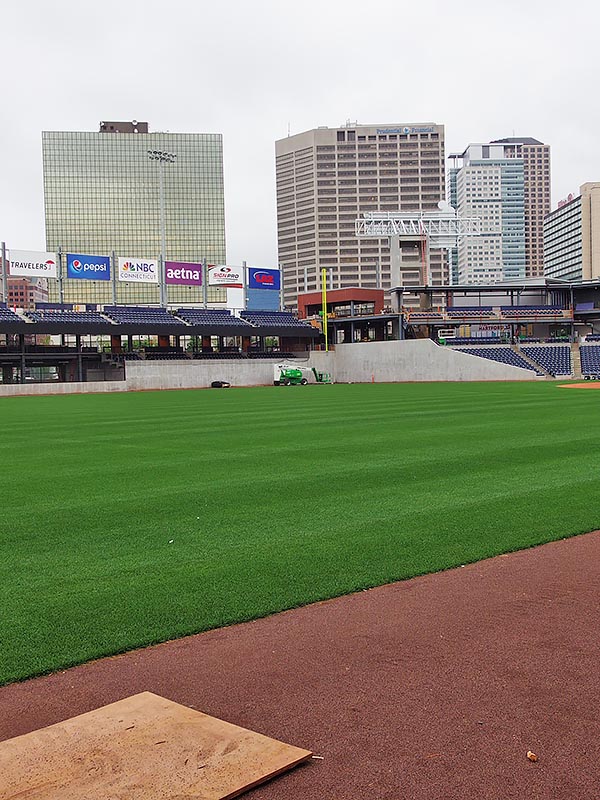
[337,131,346,142]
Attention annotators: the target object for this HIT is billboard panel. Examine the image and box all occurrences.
[67,253,110,281]
[248,267,280,291]
[8,249,58,278]
[208,265,244,288]
[246,288,280,311]
[118,257,158,284]
[165,261,203,286]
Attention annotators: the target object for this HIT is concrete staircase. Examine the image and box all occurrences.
[512,346,549,377]
[571,342,582,379]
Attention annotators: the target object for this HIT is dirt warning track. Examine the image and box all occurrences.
[1,532,600,799]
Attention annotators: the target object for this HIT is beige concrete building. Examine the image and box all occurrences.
[544,183,600,281]
[275,123,446,308]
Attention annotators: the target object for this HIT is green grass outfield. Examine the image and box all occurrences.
[1,380,600,685]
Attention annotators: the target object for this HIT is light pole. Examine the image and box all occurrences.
[147,149,177,307]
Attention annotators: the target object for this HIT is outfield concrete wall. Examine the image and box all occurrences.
[0,380,127,397]
[309,340,534,383]
[0,341,534,397]
[124,359,284,390]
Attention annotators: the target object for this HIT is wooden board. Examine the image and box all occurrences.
[0,691,312,799]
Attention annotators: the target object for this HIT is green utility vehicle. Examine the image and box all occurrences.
[273,364,333,386]
[276,367,308,386]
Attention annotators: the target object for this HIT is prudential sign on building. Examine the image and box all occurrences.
[117,257,159,284]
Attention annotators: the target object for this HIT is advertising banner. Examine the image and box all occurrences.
[118,257,158,284]
[8,249,58,278]
[208,265,244,288]
[248,267,280,291]
[165,261,203,286]
[67,253,111,281]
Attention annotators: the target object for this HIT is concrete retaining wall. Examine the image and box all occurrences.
[0,380,127,397]
[319,339,534,383]
[0,341,534,397]
[124,359,286,391]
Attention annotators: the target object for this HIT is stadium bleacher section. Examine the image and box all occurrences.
[446,307,495,317]
[580,345,600,378]
[240,311,314,328]
[103,306,185,325]
[454,347,541,375]
[521,345,572,377]
[443,337,508,345]
[0,308,23,322]
[25,310,110,324]
[500,306,564,317]
[175,308,252,328]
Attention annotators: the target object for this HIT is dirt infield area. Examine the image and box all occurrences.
[2,532,600,800]
[558,382,600,388]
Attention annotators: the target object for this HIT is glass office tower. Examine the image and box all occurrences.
[42,122,226,305]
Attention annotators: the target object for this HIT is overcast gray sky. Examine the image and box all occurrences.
[1,0,597,267]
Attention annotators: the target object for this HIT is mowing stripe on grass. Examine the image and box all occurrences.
[1,381,599,684]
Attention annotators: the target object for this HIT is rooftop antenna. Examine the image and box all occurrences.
[287,121,291,137]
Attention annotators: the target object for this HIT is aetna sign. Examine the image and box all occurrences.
[165,261,203,286]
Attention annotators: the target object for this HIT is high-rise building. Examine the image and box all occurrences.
[449,137,550,285]
[544,183,600,281]
[275,123,446,308]
[42,121,226,305]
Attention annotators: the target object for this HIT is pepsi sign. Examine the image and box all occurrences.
[248,268,280,291]
[67,253,111,281]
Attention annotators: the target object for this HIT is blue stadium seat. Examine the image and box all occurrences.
[453,347,540,374]
[521,345,572,377]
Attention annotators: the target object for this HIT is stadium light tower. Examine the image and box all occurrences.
[147,149,177,307]
[355,203,482,310]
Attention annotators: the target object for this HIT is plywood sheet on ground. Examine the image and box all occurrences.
[0,691,311,800]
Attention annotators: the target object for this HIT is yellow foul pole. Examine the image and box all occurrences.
[321,267,328,352]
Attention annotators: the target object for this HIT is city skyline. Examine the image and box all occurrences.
[2,0,598,272]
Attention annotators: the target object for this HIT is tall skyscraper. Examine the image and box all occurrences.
[275,123,446,308]
[491,138,551,278]
[448,137,550,285]
[42,121,226,305]
[544,183,600,281]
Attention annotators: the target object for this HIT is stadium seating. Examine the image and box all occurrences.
[520,345,572,377]
[500,305,564,317]
[446,306,495,317]
[25,310,111,324]
[580,345,600,377]
[444,337,508,345]
[144,351,190,360]
[175,308,253,328]
[103,306,185,325]
[247,351,296,359]
[240,311,314,328]
[454,347,540,374]
[585,335,600,342]
[192,352,247,360]
[0,308,23,322]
